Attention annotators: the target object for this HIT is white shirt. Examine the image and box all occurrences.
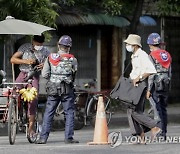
[130,48,157,79]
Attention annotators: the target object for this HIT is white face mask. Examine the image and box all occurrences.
[126,45,134,52]
[34,45,43,51]
[150,48,153,52]
[58,46,70,54]
[58,49,66,54]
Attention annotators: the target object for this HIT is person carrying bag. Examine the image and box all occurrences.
[111,34,161,144]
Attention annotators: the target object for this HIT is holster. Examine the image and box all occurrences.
[46,81,72,96]
[56,82,72,95]
[154,74,170,91]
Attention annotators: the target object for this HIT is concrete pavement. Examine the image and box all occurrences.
[1,125,180,154]
[1,103,180,136]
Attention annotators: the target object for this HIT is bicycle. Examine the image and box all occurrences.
[0,70,40,145]
[54,80,112,130]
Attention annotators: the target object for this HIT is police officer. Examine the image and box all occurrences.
[146,33,172,140]
[36,35,79,144]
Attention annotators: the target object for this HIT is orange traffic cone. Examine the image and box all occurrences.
[88,95,109,145]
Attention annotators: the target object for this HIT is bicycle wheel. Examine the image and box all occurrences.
[18,100,28,133]
[26,102,39,143]
[74,109,84,130]
[73,94,85,130]
[8,98,17,145]
[27,119,39,143]
[86,95,112,127]
[54,103,84,130]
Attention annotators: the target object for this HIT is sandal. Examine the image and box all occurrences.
[27,131,37,138]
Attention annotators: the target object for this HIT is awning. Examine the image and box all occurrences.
[56,13,130,27]
[139,16,157,26]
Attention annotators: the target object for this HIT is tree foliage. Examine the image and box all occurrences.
[0,0,179,34]
[0,0,59,28]
[55,0,179,33]
[55,0,124,16]
[157,0,180,16]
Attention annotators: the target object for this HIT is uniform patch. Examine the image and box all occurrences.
[50,53,60,60]
[150,49,171,69]
[49,53,61,66]
[160,52,168,61]
[49,53,75,66]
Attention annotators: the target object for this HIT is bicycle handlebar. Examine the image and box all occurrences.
[1,80,32,89]
[2,82,29,85]
[0,70,32,87]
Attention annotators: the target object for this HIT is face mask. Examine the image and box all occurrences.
[150,48,153,52]
[34,45,43,51]
[126,45,134,52]
[58,46,70,54]
[58,49,65,54]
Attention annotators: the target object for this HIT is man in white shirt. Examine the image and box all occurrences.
[124,34,161,144]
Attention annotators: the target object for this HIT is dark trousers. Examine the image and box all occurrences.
[127,90,157,135]
[152,90,168,135]
[40,91,75,140]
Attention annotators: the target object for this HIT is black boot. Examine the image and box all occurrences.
[64,138,79,144]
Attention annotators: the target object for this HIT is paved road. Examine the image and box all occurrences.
[1,125,180,154]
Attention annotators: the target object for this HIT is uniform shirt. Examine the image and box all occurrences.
[18,43,50,72]
[148,50,172,91]
[130,48,157,80]
[42,50,78,83]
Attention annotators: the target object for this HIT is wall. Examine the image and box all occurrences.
[56,26,98,91]
[165,17,180,103]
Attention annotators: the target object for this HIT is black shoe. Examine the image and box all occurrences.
[64,138,79,144]
[35,138,47,144]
